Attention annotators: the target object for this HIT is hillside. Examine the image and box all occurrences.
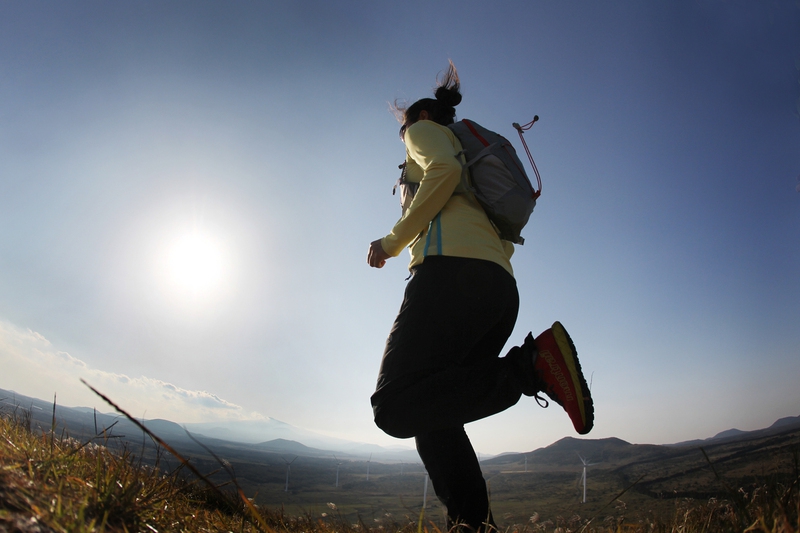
[478,423,800,523]
[2,405,799,532]
[0,387,421,464]
[2,387,799,529]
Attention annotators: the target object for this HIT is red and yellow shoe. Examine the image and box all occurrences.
[533,321,594,434]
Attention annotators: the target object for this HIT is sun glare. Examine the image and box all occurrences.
[166,232,225,294]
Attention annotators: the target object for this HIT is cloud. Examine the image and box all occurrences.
[56,351,87,368]
[141,377,241,410]
[0,318,259,423]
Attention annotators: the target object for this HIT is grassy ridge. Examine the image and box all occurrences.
[1,407,798,532]
[0,405,437,533]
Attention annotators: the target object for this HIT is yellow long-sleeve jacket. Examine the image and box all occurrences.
[380,120,515,276]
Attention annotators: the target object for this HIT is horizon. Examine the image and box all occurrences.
[2,384,797,459]
[1,1,799,456]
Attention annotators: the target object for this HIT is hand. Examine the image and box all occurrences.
[367,239,391,268]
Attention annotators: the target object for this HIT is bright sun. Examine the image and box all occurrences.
[166,232,225,294]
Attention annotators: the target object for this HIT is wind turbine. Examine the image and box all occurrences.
[333,455,342,488]
[422,471,429,508]
[417,471,430,532]
[366,453,372,481]
[577,453,599,503]
[282,456,297,492]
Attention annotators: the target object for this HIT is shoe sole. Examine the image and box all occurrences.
[547,321,594,434]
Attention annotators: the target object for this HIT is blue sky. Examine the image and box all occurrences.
[1,1,799,455]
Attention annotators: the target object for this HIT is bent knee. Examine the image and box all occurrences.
[373,402,415,439]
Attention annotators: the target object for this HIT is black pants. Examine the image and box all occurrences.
[371,256,525,532]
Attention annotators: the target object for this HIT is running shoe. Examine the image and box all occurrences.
[533,321,594,434]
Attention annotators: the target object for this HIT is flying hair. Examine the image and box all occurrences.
[433,60,461,108]
[393,60,463,138]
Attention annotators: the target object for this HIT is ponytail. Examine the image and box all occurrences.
[395,61,462,138]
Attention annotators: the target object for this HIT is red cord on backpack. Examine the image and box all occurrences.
[513,116,542,199]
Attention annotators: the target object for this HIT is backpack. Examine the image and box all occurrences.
[394,117,542,245]
[448,118,541,245]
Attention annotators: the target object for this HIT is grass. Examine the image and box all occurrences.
[0,400,798,533]
[0,399,428,533]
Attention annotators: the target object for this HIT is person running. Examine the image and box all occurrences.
[367,62,594,533]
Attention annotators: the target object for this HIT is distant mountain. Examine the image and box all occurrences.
[771,415,800,429]
[670,415,800,447]
[0,387,420,463]
[2,386,797,465]
[184,418,302,443]
[183,418,345,449]
[477,421,800,522]
[711,428,747,440]
[182,419,420,462]
[254,438,328,456]
[483,436,638,467]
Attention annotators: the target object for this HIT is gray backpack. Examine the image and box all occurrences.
[449,118,541,245]
[394,117,541,245]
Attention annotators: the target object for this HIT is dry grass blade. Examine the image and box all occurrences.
[181,423,277,532]
[699,446,751,528]
[577,472,647,533]
[239,487,276,533]
[80,379,271,532]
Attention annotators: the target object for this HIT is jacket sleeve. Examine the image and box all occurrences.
[381,121,463,256]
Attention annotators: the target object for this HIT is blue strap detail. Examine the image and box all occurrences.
[422,213,443,257]
[423,219,433,257]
